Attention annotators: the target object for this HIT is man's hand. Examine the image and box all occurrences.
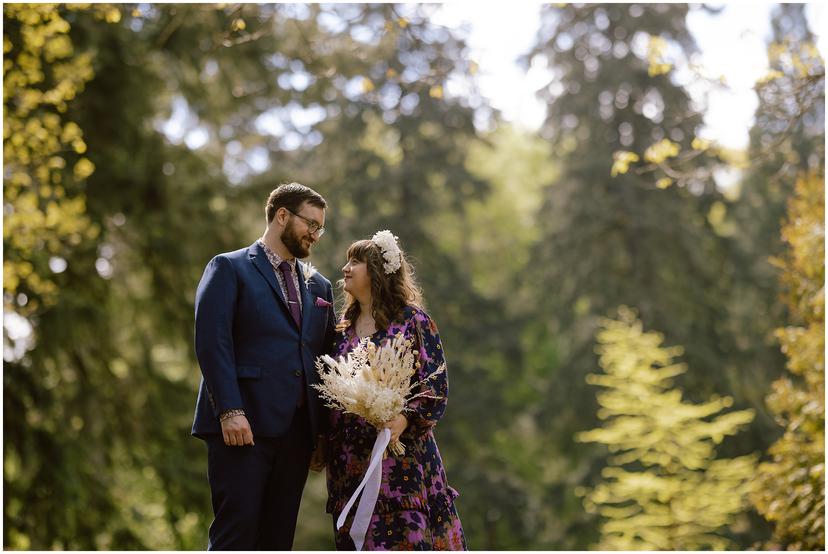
[220,415,254,446]
[385,413,409,443]
[309,437,327,472]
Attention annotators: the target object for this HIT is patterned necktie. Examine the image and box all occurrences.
[278,261,302,328]
[278,261,306,407]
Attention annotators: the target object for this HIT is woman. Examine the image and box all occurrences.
[325,230,467,551]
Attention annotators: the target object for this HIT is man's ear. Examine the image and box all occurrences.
[274,206,289,227]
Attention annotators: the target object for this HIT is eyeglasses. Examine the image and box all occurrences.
[286,209,325,237]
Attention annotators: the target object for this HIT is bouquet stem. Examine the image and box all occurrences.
[388,439,406,456]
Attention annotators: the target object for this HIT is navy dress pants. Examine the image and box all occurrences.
[205,406,312,550]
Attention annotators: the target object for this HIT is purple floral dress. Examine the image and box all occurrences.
[325,306,467,551]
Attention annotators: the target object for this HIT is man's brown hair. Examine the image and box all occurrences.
[265,182,327,223]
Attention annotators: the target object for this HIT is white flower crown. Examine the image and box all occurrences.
[371,230,402,274]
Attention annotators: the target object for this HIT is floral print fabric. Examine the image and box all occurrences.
[325,306,467,550]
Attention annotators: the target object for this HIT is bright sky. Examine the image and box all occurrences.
[159,2,827,155]
[433,1,826,150]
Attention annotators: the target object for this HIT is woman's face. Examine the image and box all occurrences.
[342,256,371,299]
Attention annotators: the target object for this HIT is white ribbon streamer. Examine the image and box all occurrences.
[336,427,391,551]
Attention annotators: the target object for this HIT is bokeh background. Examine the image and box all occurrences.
[3,3,824,550]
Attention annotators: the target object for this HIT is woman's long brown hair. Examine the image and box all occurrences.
[336,238,424,333]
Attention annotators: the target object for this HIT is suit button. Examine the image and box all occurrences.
[294,370,302,377]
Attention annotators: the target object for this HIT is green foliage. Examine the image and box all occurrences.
[577,307,757,549]
[751,170,825,550]
[3,3,119,318]
[524,4,781,546]
[434,124,557,299]
[735,11,824,548]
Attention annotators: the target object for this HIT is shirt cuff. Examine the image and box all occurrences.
[219,408,246,421]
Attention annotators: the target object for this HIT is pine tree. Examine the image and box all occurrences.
[577,307,757,550]
[525,4,773,545]
[737,3,824,258]
[526,2,750,412]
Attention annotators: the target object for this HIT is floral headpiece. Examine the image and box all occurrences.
[371,230,402,274]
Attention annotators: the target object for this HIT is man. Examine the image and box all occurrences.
[192,182,336,550]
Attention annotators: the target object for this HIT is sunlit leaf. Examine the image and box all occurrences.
[644,139,680,164]
[610,150,639,177]
[73,157,95,179]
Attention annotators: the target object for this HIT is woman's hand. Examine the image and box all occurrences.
[385,413,409,443]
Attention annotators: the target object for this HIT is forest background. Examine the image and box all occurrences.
[3,2,824,550]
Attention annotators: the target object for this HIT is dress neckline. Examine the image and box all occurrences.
[349,324,381,341]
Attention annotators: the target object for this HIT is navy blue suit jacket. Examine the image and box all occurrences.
[191,241,336,442]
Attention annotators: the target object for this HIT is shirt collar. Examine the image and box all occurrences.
[257,238,296,271]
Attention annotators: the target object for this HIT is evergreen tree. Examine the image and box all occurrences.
[525,3,772,545]
[577,307,757,550]
[736,4,824,260]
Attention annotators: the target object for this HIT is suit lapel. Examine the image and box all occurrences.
[297,261,313,337]
[248,242,290,313]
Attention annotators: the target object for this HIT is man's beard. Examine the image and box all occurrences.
[282,219,310,258]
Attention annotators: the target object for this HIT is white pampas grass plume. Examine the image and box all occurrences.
[313,332,445,455]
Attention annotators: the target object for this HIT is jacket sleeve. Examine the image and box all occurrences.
[316,279,338,435]
[404,310,449,438]
[194,255,243,418]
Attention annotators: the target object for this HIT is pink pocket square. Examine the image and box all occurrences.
[314,296,332,308]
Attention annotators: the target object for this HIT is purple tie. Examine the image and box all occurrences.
[278,261,306,407]
[278,261,302,328]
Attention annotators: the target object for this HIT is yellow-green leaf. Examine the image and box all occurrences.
[644,139,680,164]
[611,151,639,177]
[73,157,95,180]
